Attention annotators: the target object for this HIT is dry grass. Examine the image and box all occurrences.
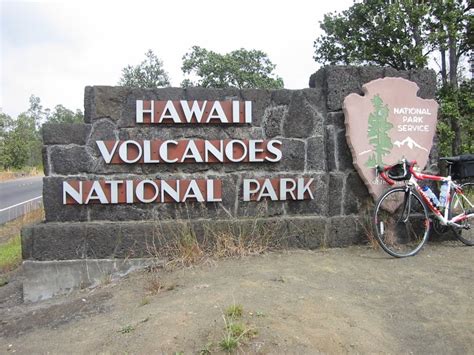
[146,211,283,270]
[209,220,279,259]
[144,273,177,295]
[147,220,206,269]
[0,207,44,243]
[0,167,43,182]
[144,274,164,294]
[357,202,379,250]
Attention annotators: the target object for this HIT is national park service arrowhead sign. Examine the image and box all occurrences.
[343,77,439,201]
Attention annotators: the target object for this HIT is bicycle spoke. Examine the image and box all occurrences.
[374,188,430,257]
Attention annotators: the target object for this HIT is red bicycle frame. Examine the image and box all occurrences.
[378,160,471,226]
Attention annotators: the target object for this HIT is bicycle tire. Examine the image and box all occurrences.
[374,187,430,257]
[449,182,474,246]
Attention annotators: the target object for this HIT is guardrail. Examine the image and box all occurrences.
[0,196,43,225]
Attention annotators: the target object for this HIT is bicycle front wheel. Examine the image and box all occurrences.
[374,187,430,257]
[450,182,474,246]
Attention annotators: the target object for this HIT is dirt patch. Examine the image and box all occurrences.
[0,270,23,310]
[0,242,473,353]
[1,291,112,338]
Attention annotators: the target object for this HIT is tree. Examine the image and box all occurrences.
[314,0,471,75]
[0,112,14,169]
[181,46,284,89]
[365,95,393,168]
[0,96,84,170]
[0,113,37,169]
[27,95,50,129]
[47,105,83,124]
[0,112,13,138]
[427,0,472,155]
[313,0,432,70]
[428,0,472,88]
[118,50,170,88]
[314,0,472,156]
[437,80,474,157]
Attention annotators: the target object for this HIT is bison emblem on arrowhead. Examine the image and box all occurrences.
[343,77,439,201]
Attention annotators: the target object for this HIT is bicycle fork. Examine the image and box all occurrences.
[397,188,412,224]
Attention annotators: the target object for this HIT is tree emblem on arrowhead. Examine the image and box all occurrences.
[365,95,393,168]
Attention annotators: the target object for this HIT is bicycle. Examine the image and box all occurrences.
[373,155,474,257]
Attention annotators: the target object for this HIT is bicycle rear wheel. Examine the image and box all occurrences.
[374,187,430,257]
[450,182,474,246]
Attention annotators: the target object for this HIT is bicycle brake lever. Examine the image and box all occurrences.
[375,165,382,176]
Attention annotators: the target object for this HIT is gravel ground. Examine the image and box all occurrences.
[0,241,473,354]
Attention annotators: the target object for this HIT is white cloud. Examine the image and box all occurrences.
[1,0,353,117]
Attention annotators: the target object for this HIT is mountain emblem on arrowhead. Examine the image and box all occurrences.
[343,77,439,201]
[393,137,428,152]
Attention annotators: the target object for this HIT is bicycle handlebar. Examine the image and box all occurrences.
[376,164,395,185]
[376,159,417,185]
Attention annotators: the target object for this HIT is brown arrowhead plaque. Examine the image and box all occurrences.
[343,77,438,201]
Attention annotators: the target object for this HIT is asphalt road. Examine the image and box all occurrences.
[0,176,43,224]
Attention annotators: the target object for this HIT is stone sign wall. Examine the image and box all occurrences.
[22,66,437,262]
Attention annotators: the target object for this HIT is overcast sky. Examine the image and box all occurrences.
[1,0,354,117]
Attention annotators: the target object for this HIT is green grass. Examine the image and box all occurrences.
[118,324,135,334]
[224,304,243,318]
[228,322,246,337]
[219,336,238,352]
[0,235,22,273]
[218,304,259,353]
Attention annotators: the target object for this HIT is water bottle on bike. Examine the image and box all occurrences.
[439,182,449,208]
[421,186,439,208]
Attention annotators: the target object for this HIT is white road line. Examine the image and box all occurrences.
[0,196,43,212]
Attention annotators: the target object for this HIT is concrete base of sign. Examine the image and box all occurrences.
[22,216,365,261]
[22,258,159,302]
